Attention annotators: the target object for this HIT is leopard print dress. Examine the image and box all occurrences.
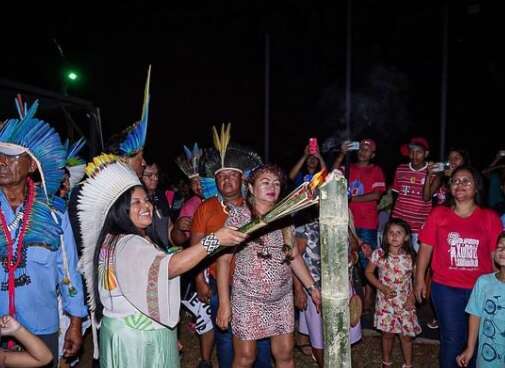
[225,205,294,340]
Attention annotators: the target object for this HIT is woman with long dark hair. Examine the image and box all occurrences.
[415,166,502,368]
[215,164,321,368]
[77,156,247,367]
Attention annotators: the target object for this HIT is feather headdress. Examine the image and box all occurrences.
[77,153,141,315]
[64,137,87,190]
[118,66,151,156]
[208,123,263,176]
[203,144,263,178]
[212,123,232,173]
[0,97,66,201]
[175,143,203,179]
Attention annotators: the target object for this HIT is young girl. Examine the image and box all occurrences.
[365,218,421,368]
[456,231,505,368]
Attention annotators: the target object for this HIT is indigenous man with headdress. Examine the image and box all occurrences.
[190,124,271,368]
[0,99,87,367]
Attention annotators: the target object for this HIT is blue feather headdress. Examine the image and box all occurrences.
[0,98,66,201]
[64,137,87,190]
[175,143,203,179]
[119,66,151,156]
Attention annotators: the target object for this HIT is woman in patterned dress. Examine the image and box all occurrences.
[216,164,321,368]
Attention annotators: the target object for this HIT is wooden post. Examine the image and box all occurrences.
[319,171,351,367]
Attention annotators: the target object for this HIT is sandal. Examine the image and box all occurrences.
[382,361,392,367]
[295,343,312,356]
[402,365,413,368]
[427,319,439,329]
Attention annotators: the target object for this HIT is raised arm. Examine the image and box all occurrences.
[168,227,247,278]
[289,146,309,181]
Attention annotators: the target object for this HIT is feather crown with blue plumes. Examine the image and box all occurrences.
[64,137,87,190]
[0,96,65,250]
[0,96,66,202]
[118,66,151,156]
[175,143,203,179]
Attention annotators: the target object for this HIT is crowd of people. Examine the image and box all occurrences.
[1,71,505,368]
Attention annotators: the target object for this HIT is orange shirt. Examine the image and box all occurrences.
[191,196,243,279]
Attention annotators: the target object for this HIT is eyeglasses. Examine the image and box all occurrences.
[0,153,29,164]
[142,173,159,179]
[449,177,473,186]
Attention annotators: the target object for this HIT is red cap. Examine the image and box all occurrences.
[400,137,429,157]
[360,138,376,152]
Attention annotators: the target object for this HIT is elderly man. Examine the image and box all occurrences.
[0,100,87,367]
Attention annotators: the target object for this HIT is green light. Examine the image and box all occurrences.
[67,71,78,81]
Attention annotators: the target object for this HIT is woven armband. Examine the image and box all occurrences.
[201,233,220,254]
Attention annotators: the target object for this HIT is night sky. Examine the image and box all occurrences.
[1,1,503,182]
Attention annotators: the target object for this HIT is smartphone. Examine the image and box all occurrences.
[309,138,318,155]
[348,141,360,151]
[432,162,450,172]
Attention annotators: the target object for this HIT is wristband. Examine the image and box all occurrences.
[305,283,317,294]
[201,233,220,254]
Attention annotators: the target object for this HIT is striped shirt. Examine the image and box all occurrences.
[391,163,432,233]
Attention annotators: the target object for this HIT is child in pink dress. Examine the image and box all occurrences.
[365,218,421,368]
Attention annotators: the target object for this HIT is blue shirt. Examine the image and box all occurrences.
[466,273,505,368]
[0,191,88,334]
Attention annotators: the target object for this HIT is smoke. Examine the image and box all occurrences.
[318,65,412,154]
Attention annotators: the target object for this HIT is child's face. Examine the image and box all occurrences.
[386,224,409,249]
[409,146,427,168]
[495,239,505,267]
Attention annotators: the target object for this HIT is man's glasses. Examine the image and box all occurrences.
[449,177,473,186]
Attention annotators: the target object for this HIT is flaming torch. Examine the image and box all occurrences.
[209,170,328,255]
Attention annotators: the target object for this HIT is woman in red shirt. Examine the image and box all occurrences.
[415,166,502,368]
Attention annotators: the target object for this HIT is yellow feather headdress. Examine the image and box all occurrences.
[212,123,231,170]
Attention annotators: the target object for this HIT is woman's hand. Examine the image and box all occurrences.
[214,226,248,247]
[414,279,427,303]
[216,304,232,330]
[0,315,21,336]
[175,216,192,232]
[379,285,396,299]
[310,288,322,313]
[303,145,310,158]
[456,347,474,367]
[340,141,351,155]
[294,288,308,310]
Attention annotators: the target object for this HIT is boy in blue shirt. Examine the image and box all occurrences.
[457,231,505,367]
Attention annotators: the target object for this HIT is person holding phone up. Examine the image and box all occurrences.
[288,138,327,187]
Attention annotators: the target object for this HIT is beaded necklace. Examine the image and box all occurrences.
[0,177,36,318]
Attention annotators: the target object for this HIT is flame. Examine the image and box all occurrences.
[308,169,328,191]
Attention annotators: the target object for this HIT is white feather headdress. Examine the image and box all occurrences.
[76,154,141,359]
[77,154,141,313]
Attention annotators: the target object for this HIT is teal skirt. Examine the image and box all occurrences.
[99,316,179,368]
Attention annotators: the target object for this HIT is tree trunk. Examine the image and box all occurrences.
[319,172,351,367]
